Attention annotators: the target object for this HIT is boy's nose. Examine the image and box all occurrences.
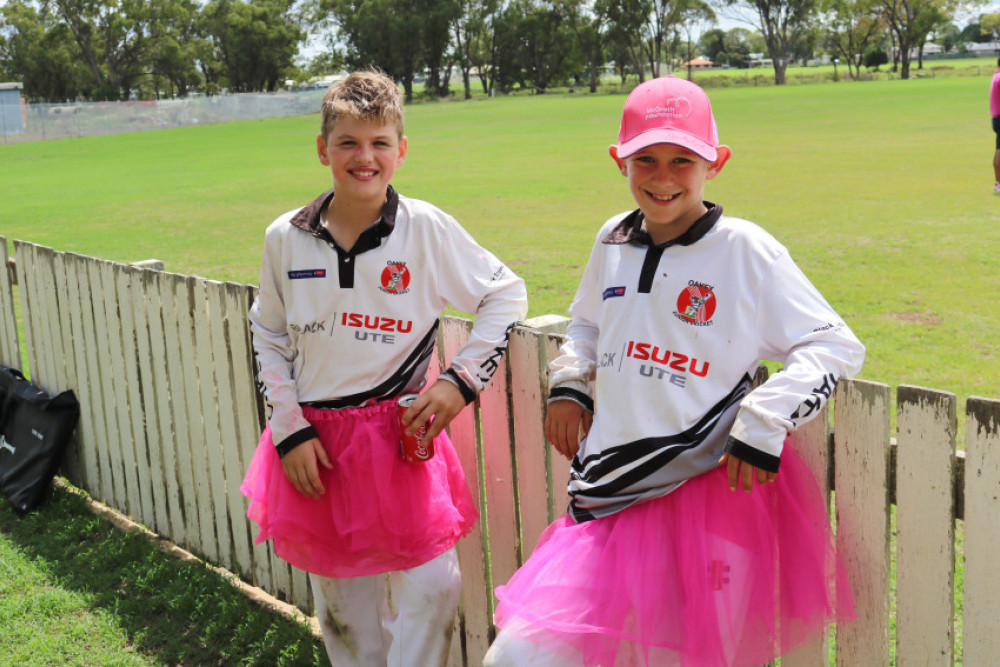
[653,164,674,182]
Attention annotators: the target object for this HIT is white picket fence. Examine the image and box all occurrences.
[2,237,999,666]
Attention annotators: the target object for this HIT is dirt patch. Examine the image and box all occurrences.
[888,312,943,325]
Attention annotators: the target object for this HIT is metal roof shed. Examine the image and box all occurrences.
[0,82,25,136]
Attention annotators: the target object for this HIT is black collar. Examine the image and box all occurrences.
[289,185,399,254]
[602,201,723,248]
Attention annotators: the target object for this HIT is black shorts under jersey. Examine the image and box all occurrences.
[993,115,1000,149]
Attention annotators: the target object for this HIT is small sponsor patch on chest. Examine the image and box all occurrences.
[288,269,327,280]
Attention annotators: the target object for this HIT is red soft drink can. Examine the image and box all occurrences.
[398,394,434,463]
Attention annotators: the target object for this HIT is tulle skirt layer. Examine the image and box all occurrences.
[493,440,854,667]
[241,402,477,578]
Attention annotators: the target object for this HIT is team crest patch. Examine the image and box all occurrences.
[379,261,411,294]
[288,269,326,279]
[674,281,716,326]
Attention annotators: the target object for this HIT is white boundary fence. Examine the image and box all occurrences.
[0,90,326,144]
[2,237,999,666]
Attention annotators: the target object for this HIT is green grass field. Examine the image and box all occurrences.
[1,74,998,409]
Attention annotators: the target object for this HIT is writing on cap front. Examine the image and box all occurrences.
[615,76,720,162]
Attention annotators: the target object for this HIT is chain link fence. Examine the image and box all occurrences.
[1,89,327,145]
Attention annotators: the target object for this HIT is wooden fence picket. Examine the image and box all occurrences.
[14,243,46,390]
[782,404,831,667]
[833,379,891,666]
[163,273,204,553]
[113,263,150,527]
[133,268,172,538]
[78,254,115,503]
[895,386,957,666]
[51,250,84,483]
[218,282,257,581]
[63,252,102,493]
[440,317,492,665]
[0,236,19,370]
[94,259,130,511]
[479,339,520,594]
[963,396,1000,664]
[507,326,552,562]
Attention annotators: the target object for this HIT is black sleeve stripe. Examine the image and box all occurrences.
[442,368,477,405]
[549,386,594,413]
[276,426,320,458]
[724,435,781,473]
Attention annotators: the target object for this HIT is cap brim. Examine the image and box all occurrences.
[616,129,717,162]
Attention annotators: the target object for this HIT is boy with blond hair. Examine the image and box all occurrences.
[241,70,527,666]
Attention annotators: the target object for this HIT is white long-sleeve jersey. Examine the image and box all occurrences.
[250,187,528,454]
[549,203,865,521]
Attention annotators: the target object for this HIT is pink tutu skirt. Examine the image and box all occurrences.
[494,440,853,667]
[241,402,478,578]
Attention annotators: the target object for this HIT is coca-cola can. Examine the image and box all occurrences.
[398,394,434,463]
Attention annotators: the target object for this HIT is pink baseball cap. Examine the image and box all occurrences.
[614,76,720,161]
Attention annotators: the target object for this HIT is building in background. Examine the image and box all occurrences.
[0,83,26,136]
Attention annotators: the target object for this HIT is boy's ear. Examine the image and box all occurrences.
[317,135,330,166]
[397,135,408,166]
[706,145,731,180]
[608,145,627,176]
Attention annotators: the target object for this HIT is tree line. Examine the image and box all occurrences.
[0,0,993,103]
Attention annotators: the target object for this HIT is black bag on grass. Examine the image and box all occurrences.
[0,365,79,513]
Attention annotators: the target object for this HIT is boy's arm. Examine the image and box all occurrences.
[545,238,603,458]
[432,223,529,404]
[725,252,865,473]
[402,220,528,437]
[248,224,317,457]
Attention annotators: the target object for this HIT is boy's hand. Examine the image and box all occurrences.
[719,452,776,493]
[401,380,465,443]
[545,399,593,460]
[281,438,333,498]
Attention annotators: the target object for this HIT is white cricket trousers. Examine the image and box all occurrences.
[310,547,461,667]
[483,629,582,666]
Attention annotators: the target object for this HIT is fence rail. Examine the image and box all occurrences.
[2,237,998,666]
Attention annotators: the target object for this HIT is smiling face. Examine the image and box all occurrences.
[317,116,407,210]
[610,142,730,245]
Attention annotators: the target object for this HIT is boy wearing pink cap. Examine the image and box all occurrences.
[484,76,865,667]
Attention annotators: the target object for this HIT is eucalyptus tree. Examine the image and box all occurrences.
[876,0,956,78]
[645,0,714,76]
[48,0,165,99]
[824,0,883,79]
[147,0,203,97]
[490,0,581,93]
[201,0,303,92]
[553,0,612,93]
[724,0,821,83]
[320,0,455,101]
[451,0,497,97]
[601,0,649,82]
[1,0,90,100]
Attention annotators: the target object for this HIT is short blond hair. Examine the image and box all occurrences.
[320,70,404,140]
